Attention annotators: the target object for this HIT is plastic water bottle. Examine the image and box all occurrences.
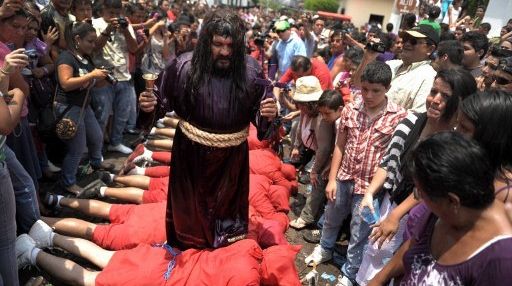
[361,199,380,225]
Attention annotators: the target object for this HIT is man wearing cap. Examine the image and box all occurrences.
[354,24,438,112]
[271,20,307,78]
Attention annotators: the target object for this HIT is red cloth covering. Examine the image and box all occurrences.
[249,175,276,217]
[249,149,298,192]
[142,176,170,204]
[268,185,290,213]
[248,124,270,150]
[248,215,288,248]
[144,166,171,177]
[278,58,333,90]
[95,240,262,286]
[260,244,302,286]
[92,202,166,250]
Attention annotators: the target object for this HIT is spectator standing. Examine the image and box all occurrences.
[271,20,306,78]
[91,0,139,154]
[461,31,489,78]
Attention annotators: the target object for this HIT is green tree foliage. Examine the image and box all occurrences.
[304,0,339,13]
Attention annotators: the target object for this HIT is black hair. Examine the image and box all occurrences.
[343,46,364,67]
[434,68,476,122]
[72,0,92,10]
[440,30,456,41]
[103,0,122,10]
[290,56,311,72]
[187,9,247,106]
[480,22,491,32]
[437,40,464,65]
[361,61,392,87]
[64,21,96,55]
[461,31,489,60]
[402,13,416,30]
[318,90,343,110]
[428,5,441,19]
[460,91,512,178]
[386,23,393,33]
[411,132,495,209]
[124,2,144,16]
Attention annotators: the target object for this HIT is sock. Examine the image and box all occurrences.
[30,248,41,265]
[109,173,115,182]
[143,148,153,158]
[99,187,108,197]
[48,231,55,247]
[150,127,156,135]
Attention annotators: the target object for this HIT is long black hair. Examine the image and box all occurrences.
[460,90,512,179]
[434,68,476,122]
[187,9,247,105]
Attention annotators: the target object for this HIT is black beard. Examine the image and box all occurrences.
[212,59,231,77]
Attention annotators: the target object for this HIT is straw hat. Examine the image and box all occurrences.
[293,76,323,103]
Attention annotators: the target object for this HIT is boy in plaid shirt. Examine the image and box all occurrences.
[305,61,407,285]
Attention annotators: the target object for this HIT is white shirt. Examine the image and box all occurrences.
[386,60,436,112]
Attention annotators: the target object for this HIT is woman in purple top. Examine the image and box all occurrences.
[369,132,512,286]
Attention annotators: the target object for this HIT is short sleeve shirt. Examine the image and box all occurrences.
[55,50,95,106]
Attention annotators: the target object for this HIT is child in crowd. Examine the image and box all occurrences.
[304,61,407,286]
[289,87,343,230]
[332,46,364,104]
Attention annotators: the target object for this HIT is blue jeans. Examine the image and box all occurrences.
[4,146,40,234]
[91,81,136,146]
[320,180,371,280]
[55,103,103,186]
[0,160,20,286]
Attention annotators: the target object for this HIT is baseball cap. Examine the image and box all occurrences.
[403,24,440,45]
[274,20,290,32]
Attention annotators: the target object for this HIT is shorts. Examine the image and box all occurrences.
[142,177,169,204]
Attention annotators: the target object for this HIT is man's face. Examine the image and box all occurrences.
[401,34,432,64]
[475,8,485,18]
[318,106,341,123]
[211,35,233,70]
[52,0,72,12]
[277,29,291,41]
[390,37,403,56]
[361,81,388,109]
[73,3,93,22]
[462,41,481,68]
[103,8,122,20]
[454,30,464,41]
[313,19,324,35]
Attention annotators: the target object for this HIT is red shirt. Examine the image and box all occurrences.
[278,59,333,90]
[336,99,407,194]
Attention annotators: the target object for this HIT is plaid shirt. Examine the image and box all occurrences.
[336,98,407,194]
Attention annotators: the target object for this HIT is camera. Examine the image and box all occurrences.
[499,57,512,75]
[365,41,386,53]
[24,49,38,60]
[254,32,269,47]
[100,66,118,86]
[117,16,129,29]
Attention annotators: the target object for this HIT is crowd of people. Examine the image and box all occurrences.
[1,0,512,285]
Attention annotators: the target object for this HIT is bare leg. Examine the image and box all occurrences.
[104,187,144,204]
[53,233,114,269]
[146,139,173,151]
[42,217,96,240]
[114,175,150,189]
[163,117,179,128]
[58,198,112,219]
[154,128,175,138]
[36,251,99,286]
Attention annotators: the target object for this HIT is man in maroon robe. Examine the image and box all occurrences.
[139,9,277,250]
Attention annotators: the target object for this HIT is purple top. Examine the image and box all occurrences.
[401,213,512,285]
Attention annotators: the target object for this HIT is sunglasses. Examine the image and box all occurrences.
[402,35,427,46]
[276,29,287,34]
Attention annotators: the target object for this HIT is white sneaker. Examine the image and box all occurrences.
[29,220,54,248]
[47,160,61,172]
[16,234,36,268]
[289,217,308,230]
[305,244,332,266]
[108,144,133,154]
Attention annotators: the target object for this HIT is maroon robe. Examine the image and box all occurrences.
[158,52,269,250]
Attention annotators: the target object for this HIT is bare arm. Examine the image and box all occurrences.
[0,88,25,134]
[325,126,348,201]
[57,64,107,92]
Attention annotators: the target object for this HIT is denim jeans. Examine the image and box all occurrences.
[91,81,136,146]
[4,146,40,234]
[320,180,371,280]
[0,160,19,286]
[300,177,327,224]
[55,103,103,186]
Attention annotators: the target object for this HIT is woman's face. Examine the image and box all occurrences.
[426,77,452,121]
[25,20,39,42]
[456,111,476,138]
[330,36,344,54]
[0,15,28,44]
[77,31,97,56]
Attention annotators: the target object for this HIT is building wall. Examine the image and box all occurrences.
[344,0,395,28]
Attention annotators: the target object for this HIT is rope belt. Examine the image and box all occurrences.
[179,120,249,148]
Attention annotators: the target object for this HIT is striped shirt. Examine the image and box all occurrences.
[379,113,420,196]
[336,99,408,194]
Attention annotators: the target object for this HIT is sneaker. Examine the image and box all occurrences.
[43,193,62,209]
[98,171,114,185]
[289,217,308,230]
[29,220,54,248]
[78,180,104,199]
[47,160,61,172]
[107,144,133,154]
[305,244,332,266]
[127,144,145,162]
[16,234,36,268]
[303,229,322,244]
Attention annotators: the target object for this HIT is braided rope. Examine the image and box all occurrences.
[179,120,249,148]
